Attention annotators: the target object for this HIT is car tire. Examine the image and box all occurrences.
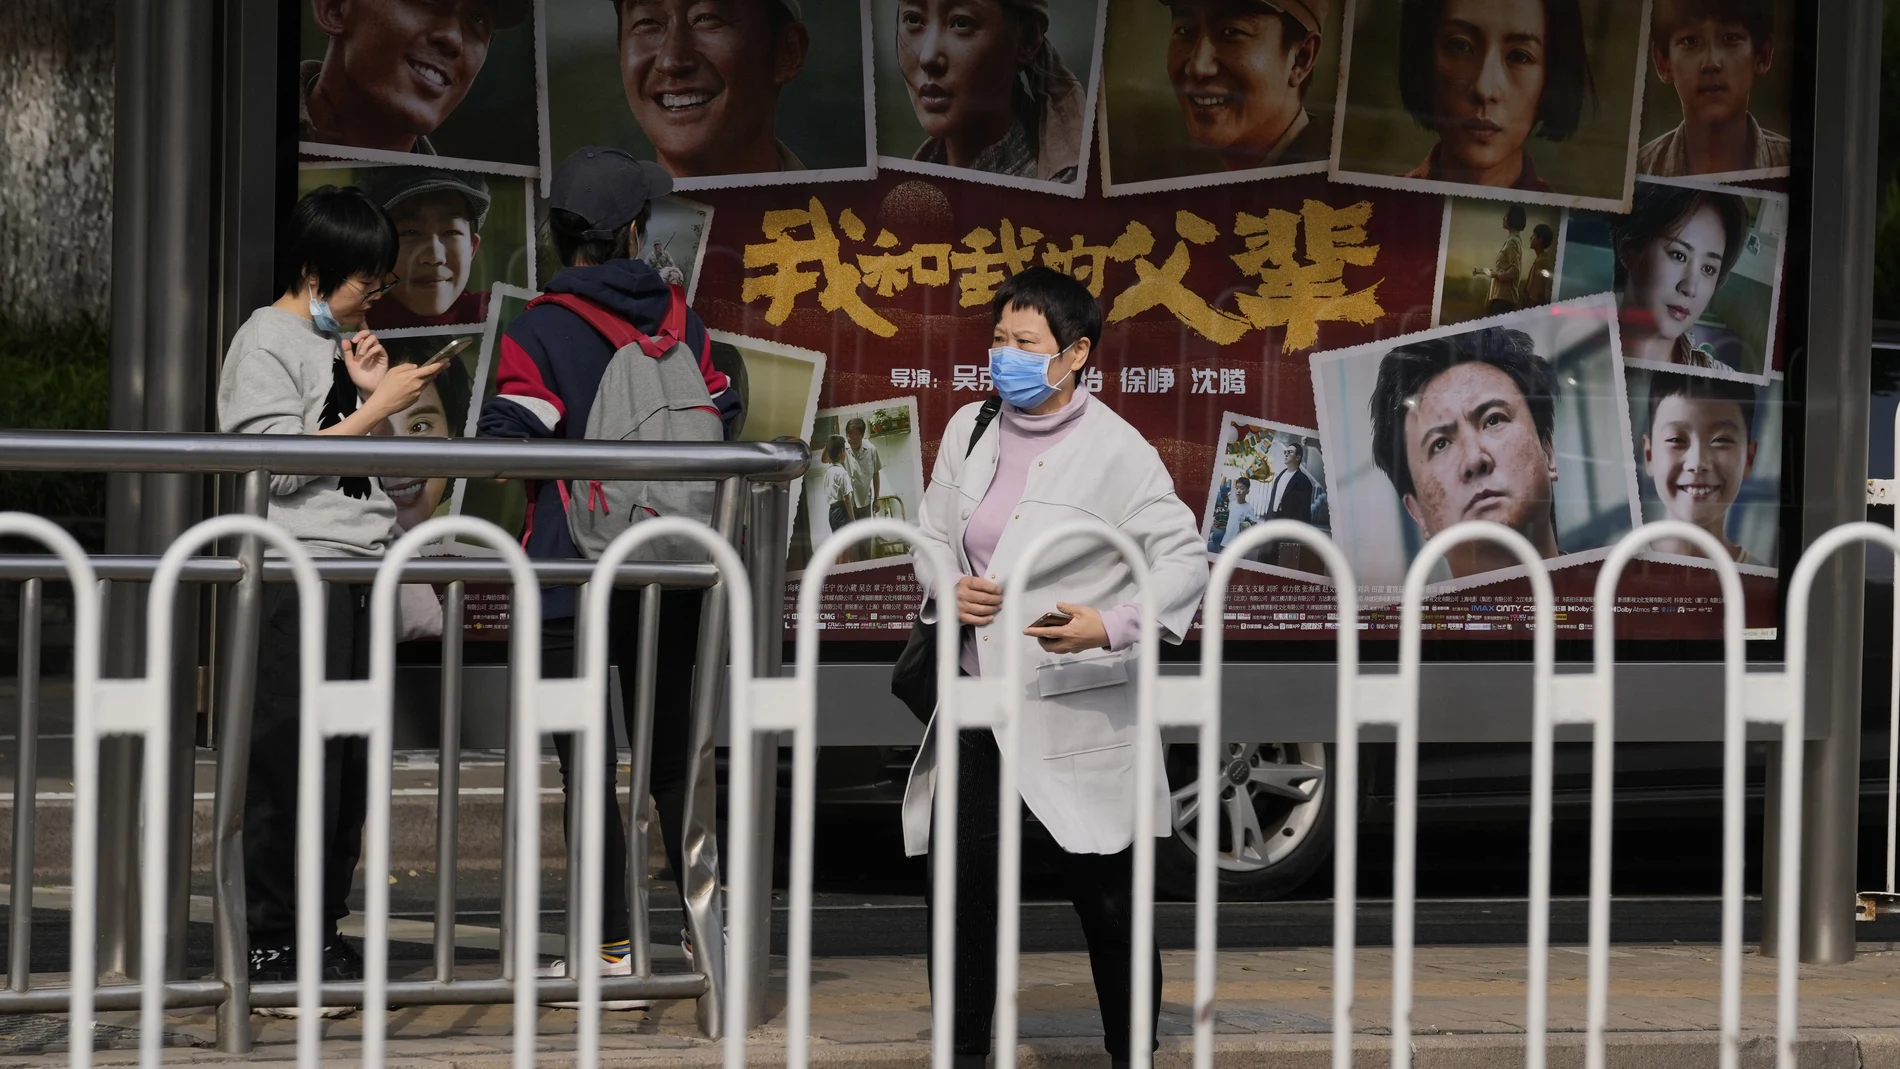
[1152,742,1333,902]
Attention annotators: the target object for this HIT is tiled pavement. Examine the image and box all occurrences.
[13,943,1900,1066]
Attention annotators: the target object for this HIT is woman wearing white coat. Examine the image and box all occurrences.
[903,267,1207,1068]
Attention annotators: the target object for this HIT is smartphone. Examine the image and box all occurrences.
[420,335,475,367]
[1029,610,1074,629]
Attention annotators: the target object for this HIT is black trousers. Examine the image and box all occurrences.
[925,728,1161,1062]
[245,583,371,947]
[546,587,702,945]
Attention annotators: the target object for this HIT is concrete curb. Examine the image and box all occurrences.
[41,1029,1900,1068]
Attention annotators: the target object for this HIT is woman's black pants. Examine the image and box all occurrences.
[925,727,1161,1063]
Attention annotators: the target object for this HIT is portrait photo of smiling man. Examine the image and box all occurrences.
[1311,294,1641,590]
[1099,0,1341,194]
[298,0,537,165]
[544,0,873,186]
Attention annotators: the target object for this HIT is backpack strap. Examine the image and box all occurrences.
[965,396,1003,458]
[530,292,667,358]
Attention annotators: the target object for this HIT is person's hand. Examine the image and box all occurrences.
[1025,602,1109,655]
[363,358,447,421]
[342,330,394,395]
[955,575,1002,627]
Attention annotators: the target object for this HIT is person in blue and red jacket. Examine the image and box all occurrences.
[478,146,738,1004]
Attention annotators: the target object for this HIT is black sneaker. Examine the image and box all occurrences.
[247,939,354,1019]
[322,937,364,982]
[248,942,295,984]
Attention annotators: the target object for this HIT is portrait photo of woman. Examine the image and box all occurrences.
[1608,183,1749,372]
[874,0,1106,194]
[1331,0,1650,210]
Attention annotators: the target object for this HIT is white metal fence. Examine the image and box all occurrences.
[2,508,1879,1066]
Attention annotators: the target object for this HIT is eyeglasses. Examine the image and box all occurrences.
[360,275,399,301]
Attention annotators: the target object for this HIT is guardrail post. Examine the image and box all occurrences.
[1343,521,1555,1069]
[1586,522,1746,1069]
[684,477,747,1038]
[9,577,42,994]
[738,479,794,1026]
[729,517,944,1069]
[211,468,268,1051]
[1168,521,1356,1069]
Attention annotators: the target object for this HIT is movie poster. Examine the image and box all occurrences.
[277,0,1801,645]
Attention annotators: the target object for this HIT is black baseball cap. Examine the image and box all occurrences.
[548,147,674,241]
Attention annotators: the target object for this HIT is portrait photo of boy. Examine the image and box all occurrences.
[1631,367,1780,569]
[359,167,494,329]
[1636,0,1792,180]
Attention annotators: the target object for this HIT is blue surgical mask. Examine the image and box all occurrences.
[309,297,345,336]
[988,343,1075,410]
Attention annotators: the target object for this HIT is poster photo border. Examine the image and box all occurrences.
[1429,197,1574,328]
[643,194,717,305]
[535,0,881,197]
[789,393,928,581]
[438,281,540,556]
[874,0,1111,200]
[1615,175,1791,387]
[1622,360,1782,580]
[1096,80,1329,199]
[365,320,498,551]
[1307,290,1645,604]
[1324,0,1656,214]
[707,326,828,560]
[1199,411,1339,587]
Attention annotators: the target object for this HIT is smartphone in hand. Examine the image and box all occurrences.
[417,335,475,368]
[1028,610,1074,629]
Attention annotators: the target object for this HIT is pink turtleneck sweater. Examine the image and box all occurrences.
[959,390,1141,675]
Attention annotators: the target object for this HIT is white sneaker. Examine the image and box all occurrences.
[539,952,649,1010]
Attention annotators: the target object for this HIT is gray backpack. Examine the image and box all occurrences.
[534,291,722,561]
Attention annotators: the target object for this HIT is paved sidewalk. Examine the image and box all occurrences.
[11,943,1900,1067]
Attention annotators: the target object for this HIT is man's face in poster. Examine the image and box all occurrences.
[616,0,810,176]
[390,191,481,318]
[311,0,500,142]
[1398,361,1557,546]
[1653,17,1771,130]
[1166,0,1318,161]
[1280,441,1302,472]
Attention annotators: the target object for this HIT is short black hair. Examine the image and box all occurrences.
[1532,223,1555,248]
[1609,184,1749,288]
[1235,475,1252,488]
[845,416,868,435]
[1281,438,1306,461]
[546,203,653,268]
[1369,327,1561,499]
[1652,0,1773,57]
[1645,369,1756,440]
[824,434,847,464]
[278,185,398,299]
[992,265,1104,353]
[1398,0,1597,142]
[1504,204,1528,231]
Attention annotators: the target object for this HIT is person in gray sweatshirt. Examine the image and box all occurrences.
[216,185,445,1008]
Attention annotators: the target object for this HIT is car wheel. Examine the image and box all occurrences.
[1152,742,1333,902]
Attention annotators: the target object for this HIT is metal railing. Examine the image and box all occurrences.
[0,429,805,1056]
[734,514,1864,1069]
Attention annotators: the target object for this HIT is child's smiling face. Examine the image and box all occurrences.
[1644,392,1756,532]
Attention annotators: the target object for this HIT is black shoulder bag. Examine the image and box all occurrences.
[889,396,1003,724]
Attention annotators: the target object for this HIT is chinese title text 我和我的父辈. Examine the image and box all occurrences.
[742,198,1387,352]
